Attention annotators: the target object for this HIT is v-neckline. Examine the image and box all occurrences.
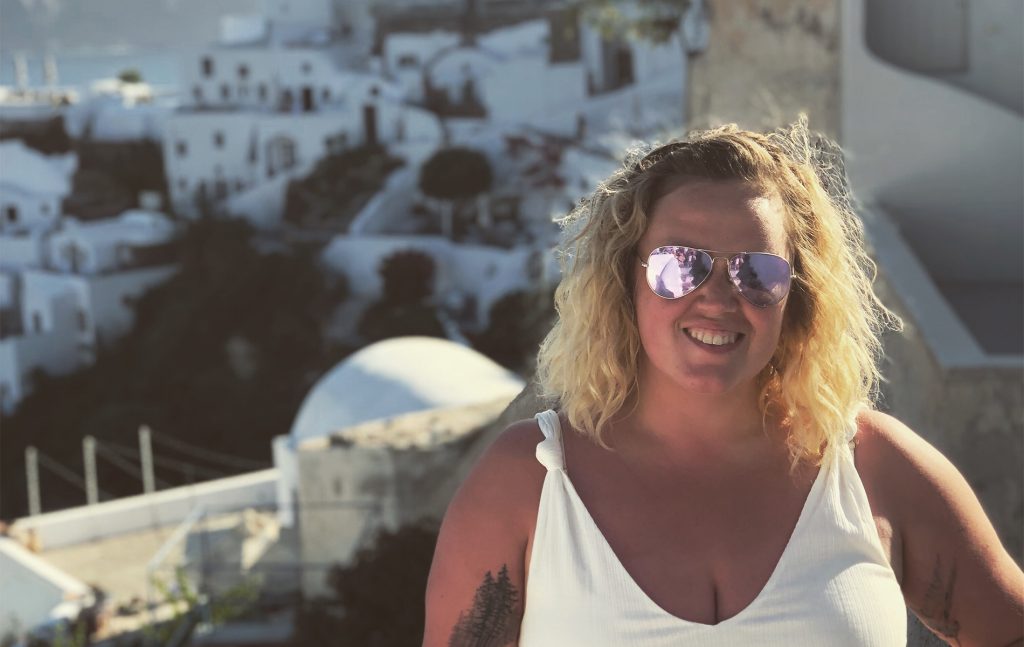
[555,453,828,629]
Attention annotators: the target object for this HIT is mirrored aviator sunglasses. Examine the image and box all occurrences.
[640,245,794,308]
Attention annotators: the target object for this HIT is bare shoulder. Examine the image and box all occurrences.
[421,418,547,647]
[853,408,1024,647]
[851,408,947,500]
[461,417,548,523]
[851,407,997,542]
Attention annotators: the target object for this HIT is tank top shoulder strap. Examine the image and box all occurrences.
[533,410,566,473]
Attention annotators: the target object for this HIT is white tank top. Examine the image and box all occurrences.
[519,410,907,646]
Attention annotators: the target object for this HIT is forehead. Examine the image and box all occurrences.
[644,179,789,254]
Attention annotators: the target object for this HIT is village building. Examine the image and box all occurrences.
[162,0,444,226]
[0,208,178,412]
[0,140,75,236]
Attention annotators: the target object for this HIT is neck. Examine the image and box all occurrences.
[609,370,778,467]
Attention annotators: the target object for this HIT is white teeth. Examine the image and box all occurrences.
[685,328,739,346]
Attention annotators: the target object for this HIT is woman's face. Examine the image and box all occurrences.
[633,179,791,397]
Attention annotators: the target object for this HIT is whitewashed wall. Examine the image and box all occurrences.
[164,100,414,221]
[483,57,587,135]
[0,185,61,235]
[320,235,535,322]
[841,0,1022,282]
[0,292,81,412]
[0,538,92,638]
[0,230,49,270]
[383,31,460,101]
[80,266,177,343]
[46,214,175,275]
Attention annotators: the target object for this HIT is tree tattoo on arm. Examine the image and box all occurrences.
[916,554,961,646]
[448,564,521,647]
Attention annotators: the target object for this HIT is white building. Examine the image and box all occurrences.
[382,12,696,137]
[0,140,76,234]
[0,210,178,412]
[164,0,442,225]
[273,335,524,593]
[46,210,177,276]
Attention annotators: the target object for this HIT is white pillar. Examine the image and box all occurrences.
[83,436,98,505]
[25,447,41,516]
[139,426,156,494]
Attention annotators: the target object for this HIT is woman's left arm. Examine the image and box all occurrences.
[857,410,1024,647]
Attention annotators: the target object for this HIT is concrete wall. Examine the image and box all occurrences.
[11,469,279,550]
[294,399,514,596]
[864,0,1023,114]
[841,0,1023,283]
[686,0,840,137]
[865,208,1023,562]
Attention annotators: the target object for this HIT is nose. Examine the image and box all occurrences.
[695,257,740,309]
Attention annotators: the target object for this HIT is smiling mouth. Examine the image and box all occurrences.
[682,327,744,347]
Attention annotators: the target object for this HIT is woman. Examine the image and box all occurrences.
[423,121,1024,646]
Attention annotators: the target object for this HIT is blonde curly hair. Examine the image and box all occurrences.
[536,118,902,467]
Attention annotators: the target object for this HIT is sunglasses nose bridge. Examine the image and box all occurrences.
[695,254,742,302]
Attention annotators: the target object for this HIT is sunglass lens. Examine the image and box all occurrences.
[646,247,712,299]
[731,254,792,306]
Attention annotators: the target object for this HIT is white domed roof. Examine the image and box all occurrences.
[289,336,525,443]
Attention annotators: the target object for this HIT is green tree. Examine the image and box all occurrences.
[284,145,404,229]
[379,250,435,304]
[292,522,439,647]
[418,148,492,201]
[471,289,556,373]
[418,148,492,239]
[356,250,445,343]
[118,68,143,84]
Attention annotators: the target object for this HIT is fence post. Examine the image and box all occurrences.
[140,426,156,494]
[83,436,98,505]
[25,447,41,516]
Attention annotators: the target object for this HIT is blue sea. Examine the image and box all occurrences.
[0,48,180,91]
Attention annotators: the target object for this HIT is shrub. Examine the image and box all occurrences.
[418,148,492,201]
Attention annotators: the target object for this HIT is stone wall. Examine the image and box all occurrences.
[874,272,1024,564]
[686,0,840,137]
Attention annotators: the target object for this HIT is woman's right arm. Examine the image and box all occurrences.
[423,420,546,647]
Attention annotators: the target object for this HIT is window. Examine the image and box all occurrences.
[301,61,312,74]
[213,131,225,148]
[4,205,17,224]
[40,202,50,215]
[178,178,188,192]
[76,309,88,332]
[193,85,203,103]
[238,64,249,79]
[221,83,231,101]
[397,54,419,69]
[322,87,330,101]
[32,312,42,332]
[215,179,228,200]
[258,84,268,101]
[176,140,188,157]
[202,57,214,77]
